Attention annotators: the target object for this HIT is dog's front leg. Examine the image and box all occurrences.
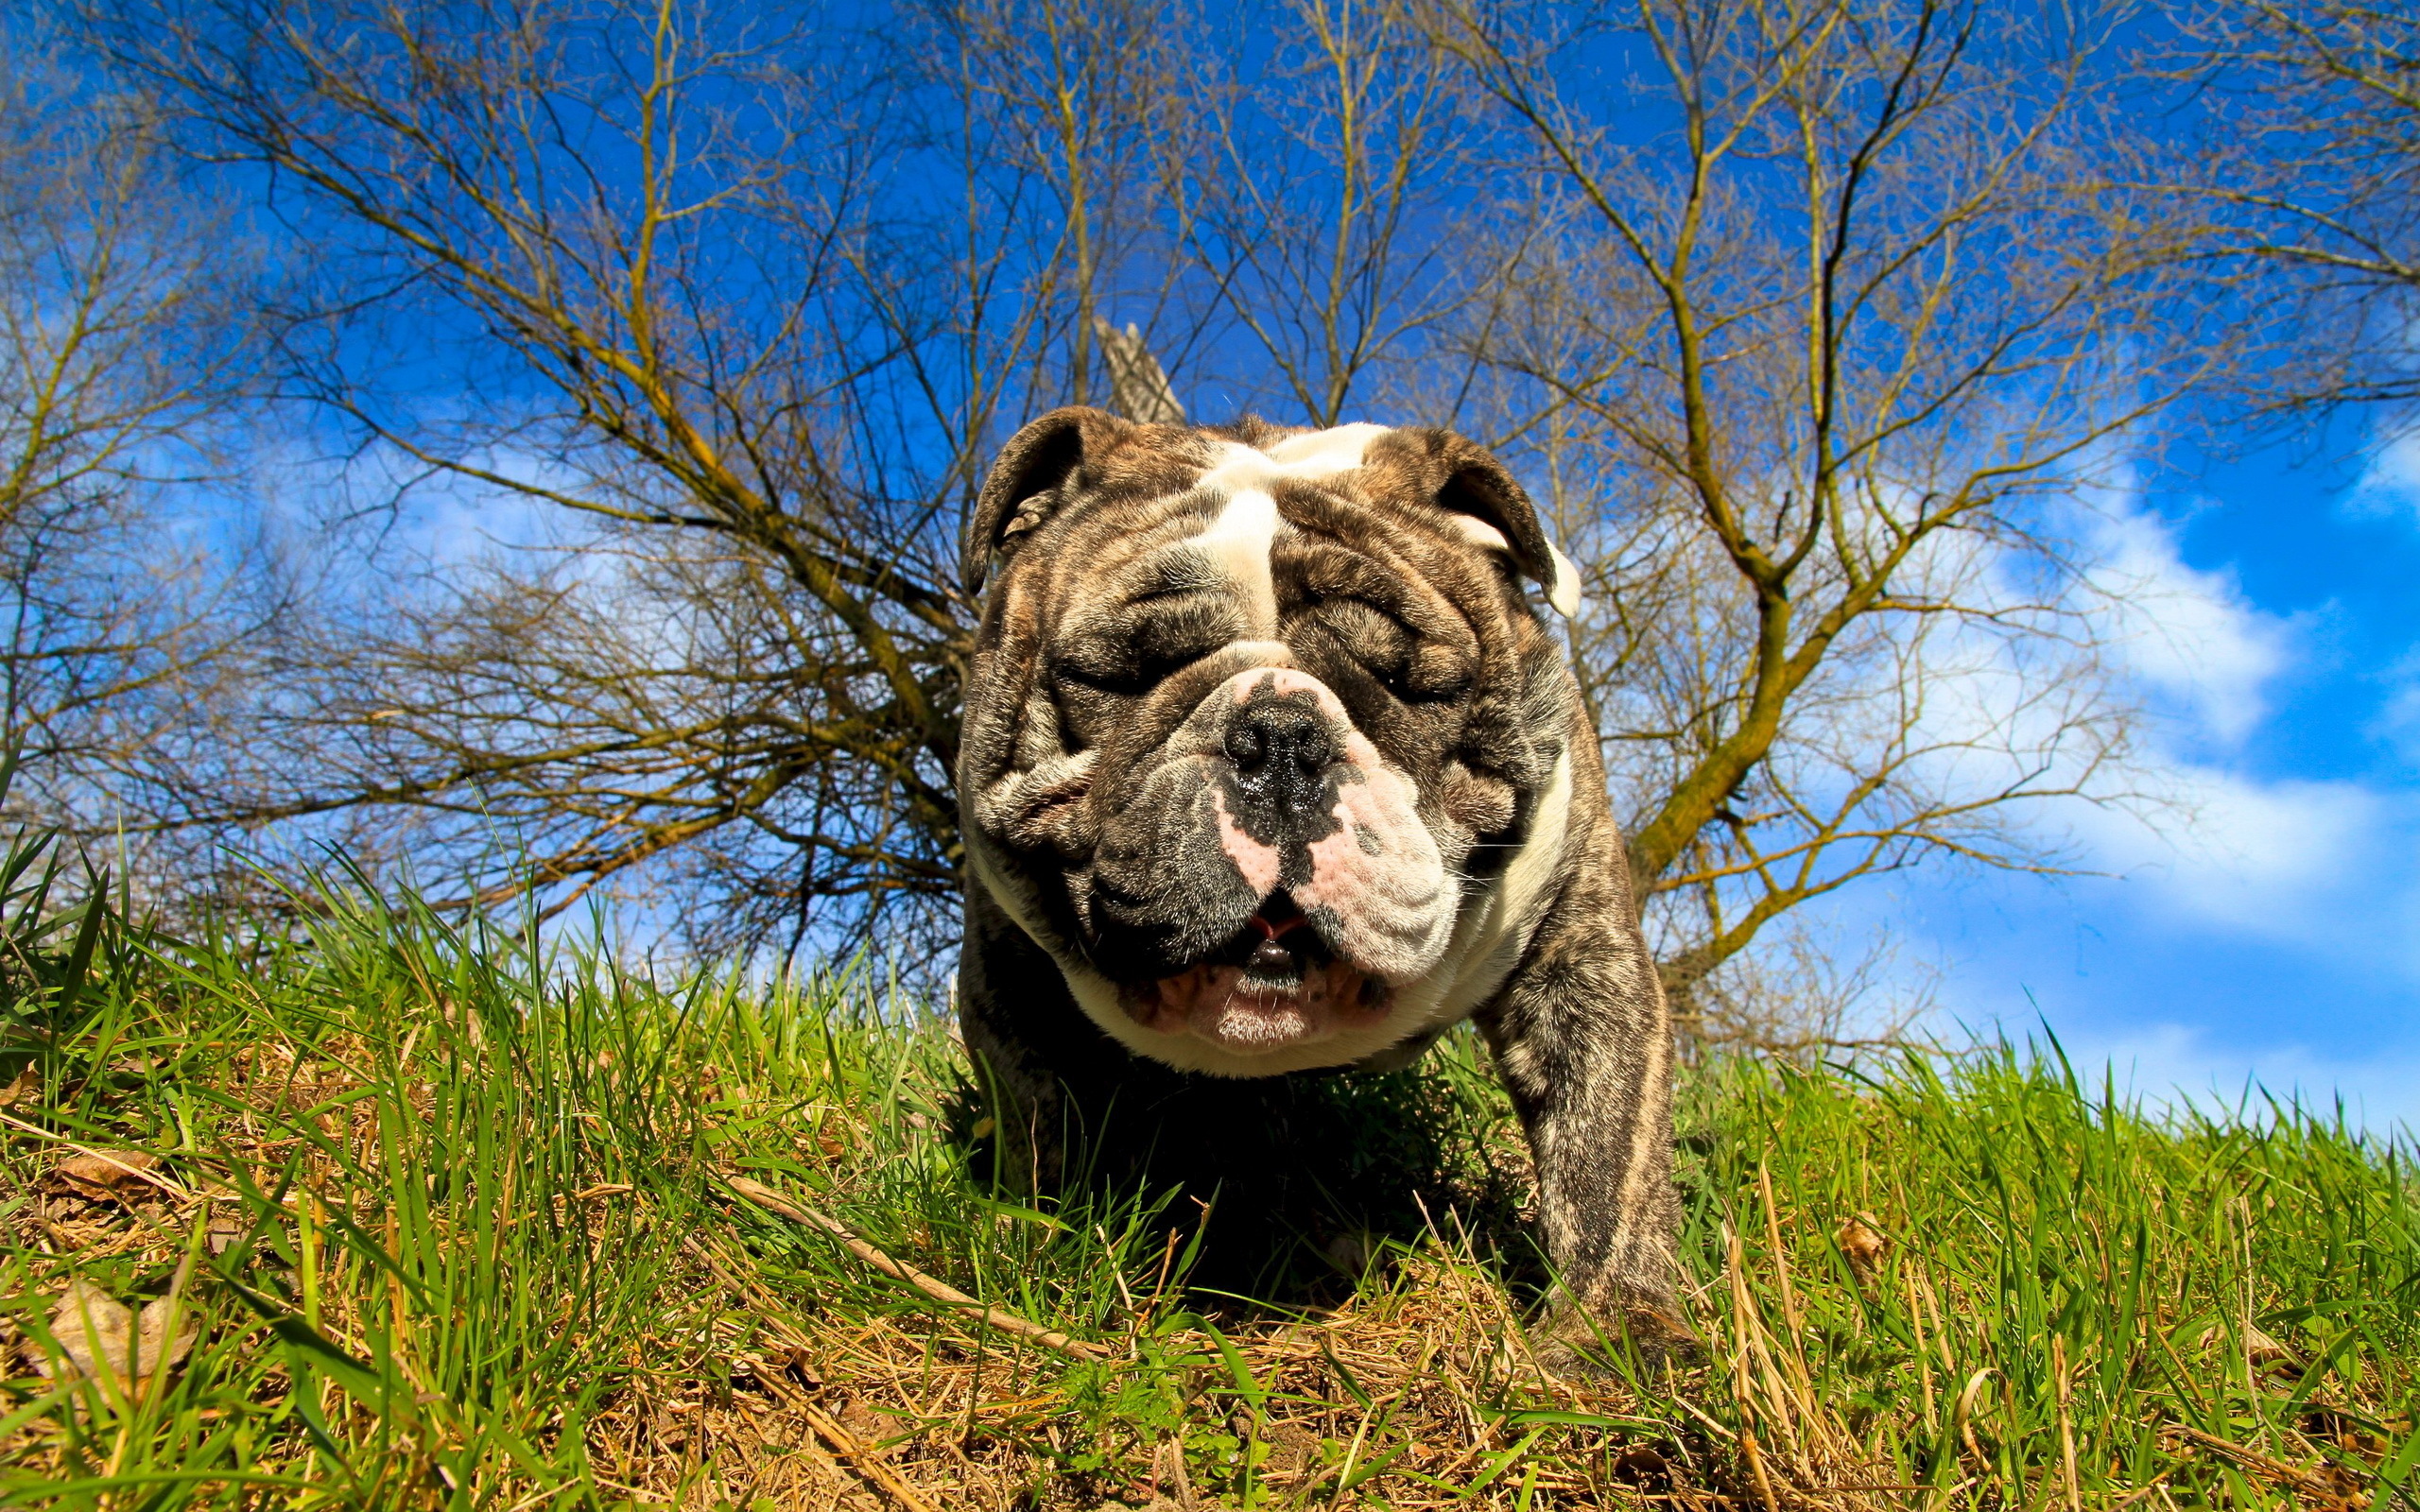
[1478,885,1693,1360]
[958,880,1083,1192]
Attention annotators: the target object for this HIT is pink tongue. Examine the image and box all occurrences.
[1249,912,1310,941]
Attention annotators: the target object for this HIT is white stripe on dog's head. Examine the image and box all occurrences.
[1184,421,1581,644]
[1196,423,1391,498]
[1188,424,1392,641]
[1195,488,1282,636]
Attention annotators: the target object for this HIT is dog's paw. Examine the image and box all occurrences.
[1531,1298,1706,1377]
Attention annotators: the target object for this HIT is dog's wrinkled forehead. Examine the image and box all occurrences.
[964,407,1581,617]
[1176,422,1389,632]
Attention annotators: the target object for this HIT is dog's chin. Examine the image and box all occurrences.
[1121,959,1392,1055]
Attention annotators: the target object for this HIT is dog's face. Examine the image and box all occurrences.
[959,409,1585,1075]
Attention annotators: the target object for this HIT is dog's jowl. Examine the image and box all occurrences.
[956,406,1689,1353]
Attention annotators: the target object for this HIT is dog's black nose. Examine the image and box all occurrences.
[1225,702,1333,810]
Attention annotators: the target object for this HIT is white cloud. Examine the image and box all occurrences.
[2375,651,2420,765]
[2030,487,2420,963]
[361,440,576,571]
[1864,476,2420,985]
[1825,455,2420,1136]
[1764,473,2378,947]
[2066,767,2417,963]
[2349,426,2420,522]
[2073,492,2291,746]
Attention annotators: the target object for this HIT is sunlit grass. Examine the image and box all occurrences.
[2,882,2414,1508]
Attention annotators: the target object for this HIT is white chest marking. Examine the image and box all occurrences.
[1413,745,1576,1028]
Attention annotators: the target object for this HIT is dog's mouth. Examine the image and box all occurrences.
[1118,894,1392,1053]
[1233,894,1322,987]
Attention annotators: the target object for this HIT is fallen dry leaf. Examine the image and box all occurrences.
[204,1211,248,1257]
[1837,1211,1890,1280]
[1610,1444,1675,1491]
[52,1149,163,1199]
[2195,1321,2298,1369]
[25,1281,198,1390]
[777,1342,823,1387]
[0,1060,34,1108]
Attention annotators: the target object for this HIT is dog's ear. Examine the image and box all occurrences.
[964,406,1131,596]
[1394,432,1582,617]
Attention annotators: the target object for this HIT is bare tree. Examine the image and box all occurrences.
[75,0,1208,961]
[1175,0,1509,427]
[0,44,279,861]
[2160,2,2420,410]
[1418,0,2228,1007]
[51,0,2247,1028]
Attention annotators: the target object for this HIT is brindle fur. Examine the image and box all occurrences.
[956,407,1689,1352]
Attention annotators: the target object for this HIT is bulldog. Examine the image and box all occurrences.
[956,407,1688,1349]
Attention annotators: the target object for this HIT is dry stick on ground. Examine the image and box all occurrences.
[680,1232,952,1512]
[723,1176,1108,1361]
[796,1401,945,1512]
[2168,1423,2359,1503]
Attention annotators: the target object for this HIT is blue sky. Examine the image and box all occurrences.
[1837,414,2420,1135]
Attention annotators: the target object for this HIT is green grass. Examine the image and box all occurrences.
[1,881,2414,1508]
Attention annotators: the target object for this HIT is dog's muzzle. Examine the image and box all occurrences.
[1100,667,1457,1056]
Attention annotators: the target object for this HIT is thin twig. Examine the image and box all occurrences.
[724,1175,1106,1360]
[2169,1423,2345,1500]
[798,1400,944,1512]
[678,1233,815,1352]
